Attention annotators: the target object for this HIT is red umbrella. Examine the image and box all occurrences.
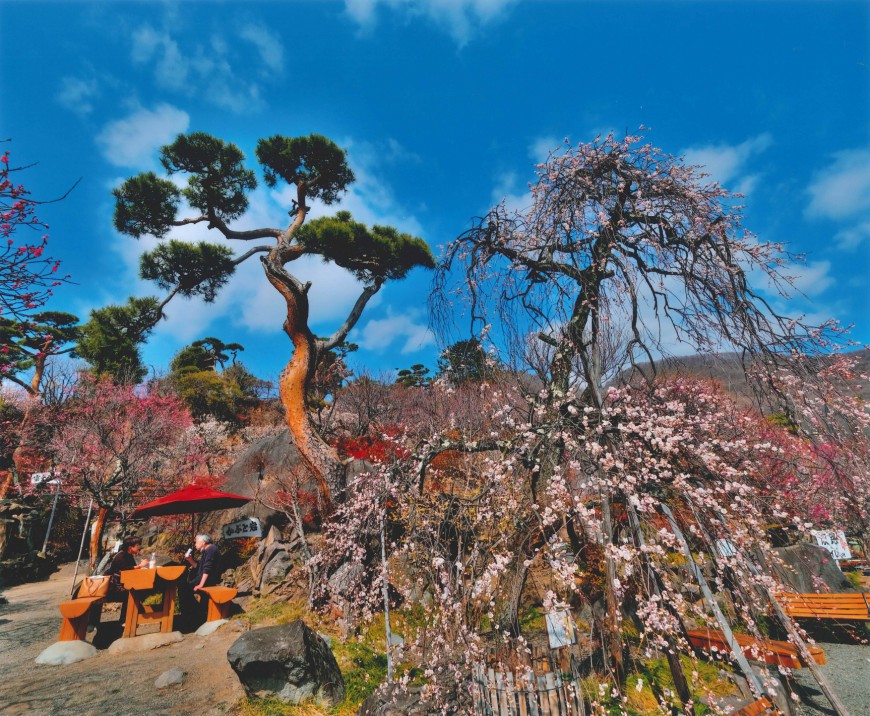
[132,485,252,541]
[132,484,251,518]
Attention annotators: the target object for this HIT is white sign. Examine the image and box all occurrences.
[715,539,738,559]
[30,472,60,486]
[222,516,262,540]
[812,529,852,561]
[545,609,576,649]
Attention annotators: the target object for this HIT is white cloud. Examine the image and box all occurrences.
[239,23,284,74]
[356,307,435,354]
[490,171,530,214]
[56,76,100,116]
[806,148,870,221]
[681,133,772,194]
[488,134,565,213]
[787,260,834,297]
[529,135,562,164]
[834,220,870,251]
[345,0,518,46]
[128,23,280,113]
[96,104,189,168]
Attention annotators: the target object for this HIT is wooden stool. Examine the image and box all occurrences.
[199,586,237,621]
[58,597,104,641]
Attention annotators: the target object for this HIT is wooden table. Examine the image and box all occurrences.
[119,565,186,638]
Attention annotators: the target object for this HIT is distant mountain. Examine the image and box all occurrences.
[619,347,870,408]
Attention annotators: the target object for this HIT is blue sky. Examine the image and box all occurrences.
[2,0,868,385]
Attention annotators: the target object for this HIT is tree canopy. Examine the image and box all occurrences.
[111,131,434,506]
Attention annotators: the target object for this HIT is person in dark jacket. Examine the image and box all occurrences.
[179,533,222,629]
[105,536,148,623]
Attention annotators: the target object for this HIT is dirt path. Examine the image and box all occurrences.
[0,562,245,716]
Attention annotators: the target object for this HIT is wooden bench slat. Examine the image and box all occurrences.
[686,629,825,668]
[775,592,870,621]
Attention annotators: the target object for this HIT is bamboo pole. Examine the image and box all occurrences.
[659,504,766,697]
[709,514,851,716]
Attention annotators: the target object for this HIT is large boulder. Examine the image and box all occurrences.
[769,543,854,593]
[227,620,344,706]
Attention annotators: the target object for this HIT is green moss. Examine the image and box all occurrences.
[519,606,546,632]
[845,570,863,590]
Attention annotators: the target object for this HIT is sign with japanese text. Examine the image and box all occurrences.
[222,516,262,540]
[812,529,852,560]
[545,609,576,649]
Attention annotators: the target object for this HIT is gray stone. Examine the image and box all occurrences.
[196,619,228,637]
[260,547,294,593]
[35,640,98,666]
[155,667,186,688]
[106,630,183,655]
[357,684,460,715]
[227,620,344,706]
[770,543,854,593]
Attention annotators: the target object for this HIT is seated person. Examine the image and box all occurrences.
[179,533,222,628]
[105,536,149,623]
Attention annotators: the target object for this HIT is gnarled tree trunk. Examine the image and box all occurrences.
[89,506,109,573]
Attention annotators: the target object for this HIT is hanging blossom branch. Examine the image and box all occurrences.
[0,147,74,320]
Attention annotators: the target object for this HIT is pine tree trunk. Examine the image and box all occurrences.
[277,328,342,512]
[89,506,108,573]
[263,253,343,513]
[0,471,13,499]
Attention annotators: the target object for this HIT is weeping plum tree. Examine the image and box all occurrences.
[112,132,434,508]
[421,131,868,710]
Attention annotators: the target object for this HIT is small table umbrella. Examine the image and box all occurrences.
[131,484,252,541]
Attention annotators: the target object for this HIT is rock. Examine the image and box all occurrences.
[0,595,7,604]
[106,631,183,654]
[227,620,344,706]
[196,619,228,637]
[263,525,283,547]
[155,667,186,688]
[357,684,461,715]
[770,543,854,593]
[260,547,294,594]
[35,640,98,666]
[327,562,364,631]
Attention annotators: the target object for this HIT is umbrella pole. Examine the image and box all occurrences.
[71,498,94,596]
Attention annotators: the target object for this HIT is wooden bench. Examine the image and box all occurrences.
[686,628,825,669]
[775,592,870,621]
[737,697,780,716]
[58,596,104,642]
[199,586,237,622]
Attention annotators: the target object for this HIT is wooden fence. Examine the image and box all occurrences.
[471,646,588,716]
